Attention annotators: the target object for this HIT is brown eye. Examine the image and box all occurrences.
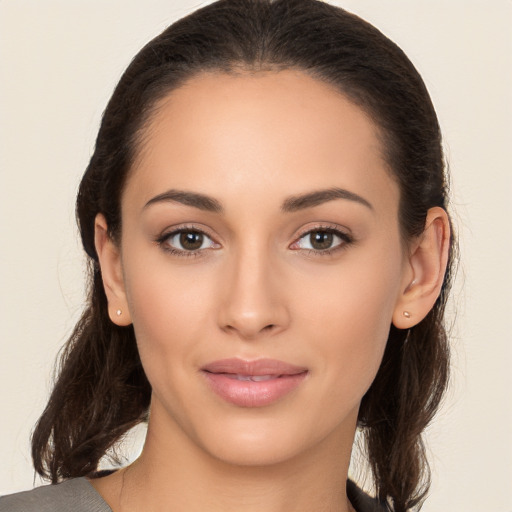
[179,231,204,250]
[161,229,218,254]
[309,231,334,250]
[291,228,351,254]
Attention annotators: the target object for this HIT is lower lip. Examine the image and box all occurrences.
[202,372,307,407]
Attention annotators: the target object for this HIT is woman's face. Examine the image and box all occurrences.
[116,70,409,466]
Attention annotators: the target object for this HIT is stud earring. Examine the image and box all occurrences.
[403,311,411,319]
[116,309,122,316]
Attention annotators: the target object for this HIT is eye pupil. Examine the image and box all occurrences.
[180,231,203,250]
[310,231,333,250]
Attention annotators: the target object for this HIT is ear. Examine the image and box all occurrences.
[392,207,451,329]
[94,213,132,326]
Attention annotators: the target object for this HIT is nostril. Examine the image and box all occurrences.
[222,322,277,338]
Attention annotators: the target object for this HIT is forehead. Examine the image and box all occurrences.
[124,69,398,216]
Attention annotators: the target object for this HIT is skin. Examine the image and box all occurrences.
[93,70,450,512]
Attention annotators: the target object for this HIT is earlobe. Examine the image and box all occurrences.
[94,213,132,326]
[393,207,450,329]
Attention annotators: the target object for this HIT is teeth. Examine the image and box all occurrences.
[218,373,281,381]
[249,375,276,382]
[235,374,277,382]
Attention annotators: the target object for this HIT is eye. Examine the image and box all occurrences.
[158,229,219,254]
[291,228,352,253]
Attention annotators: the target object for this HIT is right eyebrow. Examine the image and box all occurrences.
[143,189,223,213]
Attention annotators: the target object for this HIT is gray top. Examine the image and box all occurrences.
[0,478,111,512]
[0,477,386,512]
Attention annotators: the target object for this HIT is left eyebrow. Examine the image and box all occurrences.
[281,187,373,212]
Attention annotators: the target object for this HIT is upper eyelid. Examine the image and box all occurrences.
[293,223,353,239]
[159,224,217,239]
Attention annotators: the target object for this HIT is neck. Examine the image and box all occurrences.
[95,402,358,512]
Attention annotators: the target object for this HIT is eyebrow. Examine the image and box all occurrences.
[144,190,223,213]
[281,187,373,212]
[143,186,373,214]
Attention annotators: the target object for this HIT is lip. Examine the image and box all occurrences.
[201,358,308,408]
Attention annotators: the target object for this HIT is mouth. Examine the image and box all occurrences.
[201,358,308,408]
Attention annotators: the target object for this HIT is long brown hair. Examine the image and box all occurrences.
[32,1,455,510]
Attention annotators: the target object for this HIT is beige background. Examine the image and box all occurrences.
[1,1,511,510]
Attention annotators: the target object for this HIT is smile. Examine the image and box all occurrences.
[201,358,308,408]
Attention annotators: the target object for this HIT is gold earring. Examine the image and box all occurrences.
[116,309,122,316]
[403,311,411,318]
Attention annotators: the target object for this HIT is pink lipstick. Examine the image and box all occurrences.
[201,358,308,407]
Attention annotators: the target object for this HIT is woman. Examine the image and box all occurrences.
[0,0,454,511]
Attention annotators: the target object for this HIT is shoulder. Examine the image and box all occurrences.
[347,480,388,512]
[0,478,112,512]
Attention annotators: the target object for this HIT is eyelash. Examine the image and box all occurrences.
[155,224,354,258]
[290,224,354,257]
[155,225,218,258]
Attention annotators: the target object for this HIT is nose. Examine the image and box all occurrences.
[217,245,290,340]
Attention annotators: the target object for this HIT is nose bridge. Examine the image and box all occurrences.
[218,237,288,339]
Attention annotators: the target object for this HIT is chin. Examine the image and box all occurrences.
[203,432,307,468]
[190,410,346,469]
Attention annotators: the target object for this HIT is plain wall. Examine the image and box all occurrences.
[1,1,511,510]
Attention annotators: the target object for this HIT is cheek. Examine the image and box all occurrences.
[307,291,390,394]
[296,246,404,394]
[121,255,216,376]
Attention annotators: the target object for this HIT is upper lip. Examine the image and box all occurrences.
[201,358,308,376]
